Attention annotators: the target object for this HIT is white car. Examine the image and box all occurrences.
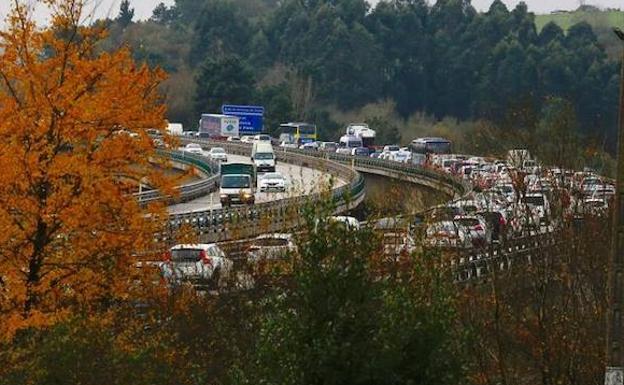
[247,233,297,262]
[392,151,411,163]
[208,147,228,162]
[226,136,241,142]
[299,142,319,151]
[382,145,401,159]
[240,135,254,143]
[259,172,286,192]
[280,141,298,148]
[183,142,204,155]
[161,244,233,289]
[330,216,360,230]
[253,134,272,142]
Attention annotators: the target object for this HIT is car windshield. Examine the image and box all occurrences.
[255,153,274,160]
[222,175,250,188]
[253,238,289,247]
[347,141,362,148]
[187,144,200,149]
[171,249,202,262]
[455,218,480,227]
[212,148,225,153]
[499,186,513,193]
[387,146,400,152]
[428,222,457,234]
[523,195,545,206]
[263,174,282,180]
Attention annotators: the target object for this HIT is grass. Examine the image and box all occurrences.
[535,10,624,32]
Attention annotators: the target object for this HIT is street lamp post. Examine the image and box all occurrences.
[606,28,624,385]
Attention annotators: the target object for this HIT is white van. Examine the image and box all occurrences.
[251,141,276,172]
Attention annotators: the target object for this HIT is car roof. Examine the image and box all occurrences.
[171,243,218,250]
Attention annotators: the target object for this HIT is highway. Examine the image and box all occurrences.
[167,154,347,215]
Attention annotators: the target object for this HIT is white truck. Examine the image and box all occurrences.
[220,163,256,207]
[346,123,376,147]
[166,122,184,136]
[251,141,276,173]
[199,114,240,139]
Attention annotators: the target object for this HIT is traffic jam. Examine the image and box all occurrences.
[157,120,615,290]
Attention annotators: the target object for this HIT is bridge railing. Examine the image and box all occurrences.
[167,139,365,242]
[134,150,220,205]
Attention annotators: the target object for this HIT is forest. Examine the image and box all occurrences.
[106,0,621,151]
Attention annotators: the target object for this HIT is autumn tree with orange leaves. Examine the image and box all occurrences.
[0,0,170,338]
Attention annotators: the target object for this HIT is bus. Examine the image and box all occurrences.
[409,137,452,155]
[278,122,318,145]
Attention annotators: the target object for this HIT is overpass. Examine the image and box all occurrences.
[162,138,468,243]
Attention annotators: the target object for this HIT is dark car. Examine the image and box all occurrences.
[352,147,370,157]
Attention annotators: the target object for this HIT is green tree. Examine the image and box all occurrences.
[233,204,466,385]
[116,0,135,28]
[194,55,256,115]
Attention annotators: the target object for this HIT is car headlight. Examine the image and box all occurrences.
[242,192,253,198]
[220,194,228,199]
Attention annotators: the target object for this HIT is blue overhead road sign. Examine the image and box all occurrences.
[222,105,264,135]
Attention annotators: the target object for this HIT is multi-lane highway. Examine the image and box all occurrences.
[167,153,348,215]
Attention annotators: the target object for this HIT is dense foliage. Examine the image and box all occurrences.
[112,0,619,146]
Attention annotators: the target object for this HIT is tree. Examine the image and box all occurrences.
[117,0,135,28]
[234,202,467,385]
[0,0,169,338]
[193,55,256,115]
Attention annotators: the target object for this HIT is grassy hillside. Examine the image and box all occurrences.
[535,10,624,31]
[535,10,624,59]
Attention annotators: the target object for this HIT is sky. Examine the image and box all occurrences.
[0,0,621,24]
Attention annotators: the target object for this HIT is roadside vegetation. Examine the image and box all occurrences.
[0,1,617,385]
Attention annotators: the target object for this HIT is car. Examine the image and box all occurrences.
[369,150,383,159]
[161,244,233,289]
[319,142,338,152]
[240,135,255,143]
[382,145,401,157]
[521,192,550,225]
[208,147,228,162]
[254,134,272,142]
[183,142,204,155]
[259,172,286,192]
[226,136,241,142]
[246,233,297,263]
[351,146,370,157]
[428,204,464,221]
[425,221,471,250]
[580,198,609,217]
[453,215,491,247]
[392,151,411,163]
[279,141,298,148]
[299,141,319,151]
[450,199,480,215]
[330,216,360,230]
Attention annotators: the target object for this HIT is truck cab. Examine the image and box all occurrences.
[220,163,256,207]
[251,142,276,173]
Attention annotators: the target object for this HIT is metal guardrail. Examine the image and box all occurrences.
[134,150,220,204]
[167,138,366,242]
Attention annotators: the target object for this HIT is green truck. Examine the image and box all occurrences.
[219,163,256,207]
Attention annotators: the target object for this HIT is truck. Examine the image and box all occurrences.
[199,114,240,139]
[220,163,256,207]
[346,123,376,148]
[251,141,276,173]
[166,122,184,136]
